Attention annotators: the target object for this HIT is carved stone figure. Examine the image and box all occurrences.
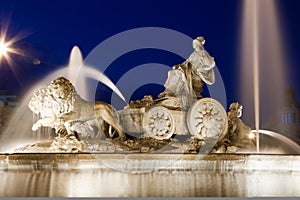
[28,77,126,141]
[187,36,215,85]
[118,37,226,142]
[227,102,252,145]
[213,102,256,153]
[25,38,229,153]
[159,36,215,101]
[127,95,156,109]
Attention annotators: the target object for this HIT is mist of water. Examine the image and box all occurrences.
[0,46,126,152]
[67,46,83,85]
[76,66,126,103]
[251,129,300,154]
[240,0,288,152]
[66,46,126,102]
[252,0,260,152]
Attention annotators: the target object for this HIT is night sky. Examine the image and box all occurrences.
[1,0,300,125]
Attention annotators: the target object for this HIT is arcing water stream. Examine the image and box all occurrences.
[0,46,126,152]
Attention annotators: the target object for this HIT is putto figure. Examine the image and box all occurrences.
[213,102,256,153]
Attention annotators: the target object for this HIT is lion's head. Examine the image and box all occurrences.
[28,88,47,114]
[48,77,76,100]
[28,88,52,115]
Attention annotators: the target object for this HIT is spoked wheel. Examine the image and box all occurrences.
[187,98,228,140]
[143,106,175,140]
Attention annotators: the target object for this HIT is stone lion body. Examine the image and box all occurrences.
[28,77,126,140]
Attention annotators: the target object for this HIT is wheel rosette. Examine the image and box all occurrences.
[187,98,227,140]
[143,106,175,140]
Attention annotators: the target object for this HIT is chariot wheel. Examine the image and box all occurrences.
[187,98,228,140]
[143,106,175,140]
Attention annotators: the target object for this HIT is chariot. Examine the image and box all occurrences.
[119,96,228,141]
[119,36,228,142]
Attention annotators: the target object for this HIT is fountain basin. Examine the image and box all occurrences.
[0,153,299,197]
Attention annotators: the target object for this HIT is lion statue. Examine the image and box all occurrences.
[28,77,126,141]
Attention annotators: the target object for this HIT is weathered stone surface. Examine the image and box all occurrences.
[24,38,254,154]
[50,135,86,153]
[213,102,256,153]
[28,77,125,140]
[159,36,215,101]
[187,98,228,140]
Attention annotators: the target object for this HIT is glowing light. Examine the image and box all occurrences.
[248,132,256,139]
[0,17,31,64]
[0,37,22,63]
[0,18,31,84]
[0,41,9,56]
[0,38,17,66]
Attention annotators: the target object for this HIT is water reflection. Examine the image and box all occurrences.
[0,164,299,197]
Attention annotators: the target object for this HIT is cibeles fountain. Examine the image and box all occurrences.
[0,36,300,197]
[24,36,235,154]
[17,36,255,154]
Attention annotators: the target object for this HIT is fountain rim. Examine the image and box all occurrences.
[1,153,300,174]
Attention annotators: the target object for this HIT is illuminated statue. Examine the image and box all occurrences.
[28,77,126,141]
[214,102,256,153]
[159,36,215,101]
[26,38,229,153]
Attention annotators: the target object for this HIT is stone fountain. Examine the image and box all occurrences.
[0,36,300,197]
[20,36,255,154]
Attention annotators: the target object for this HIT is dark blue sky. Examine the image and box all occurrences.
[1,0,300,124]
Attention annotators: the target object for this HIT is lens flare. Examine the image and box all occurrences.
[248,132,256,139]
[0,35,27,64]
[0,17,32,85]
[0,41,9,56]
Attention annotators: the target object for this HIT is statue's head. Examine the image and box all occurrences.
[229,102,243,118]
[48,77,75,100]
[192,36,205,51]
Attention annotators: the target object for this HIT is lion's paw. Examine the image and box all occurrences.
[56,125,68,136]
[114,134,127,141]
